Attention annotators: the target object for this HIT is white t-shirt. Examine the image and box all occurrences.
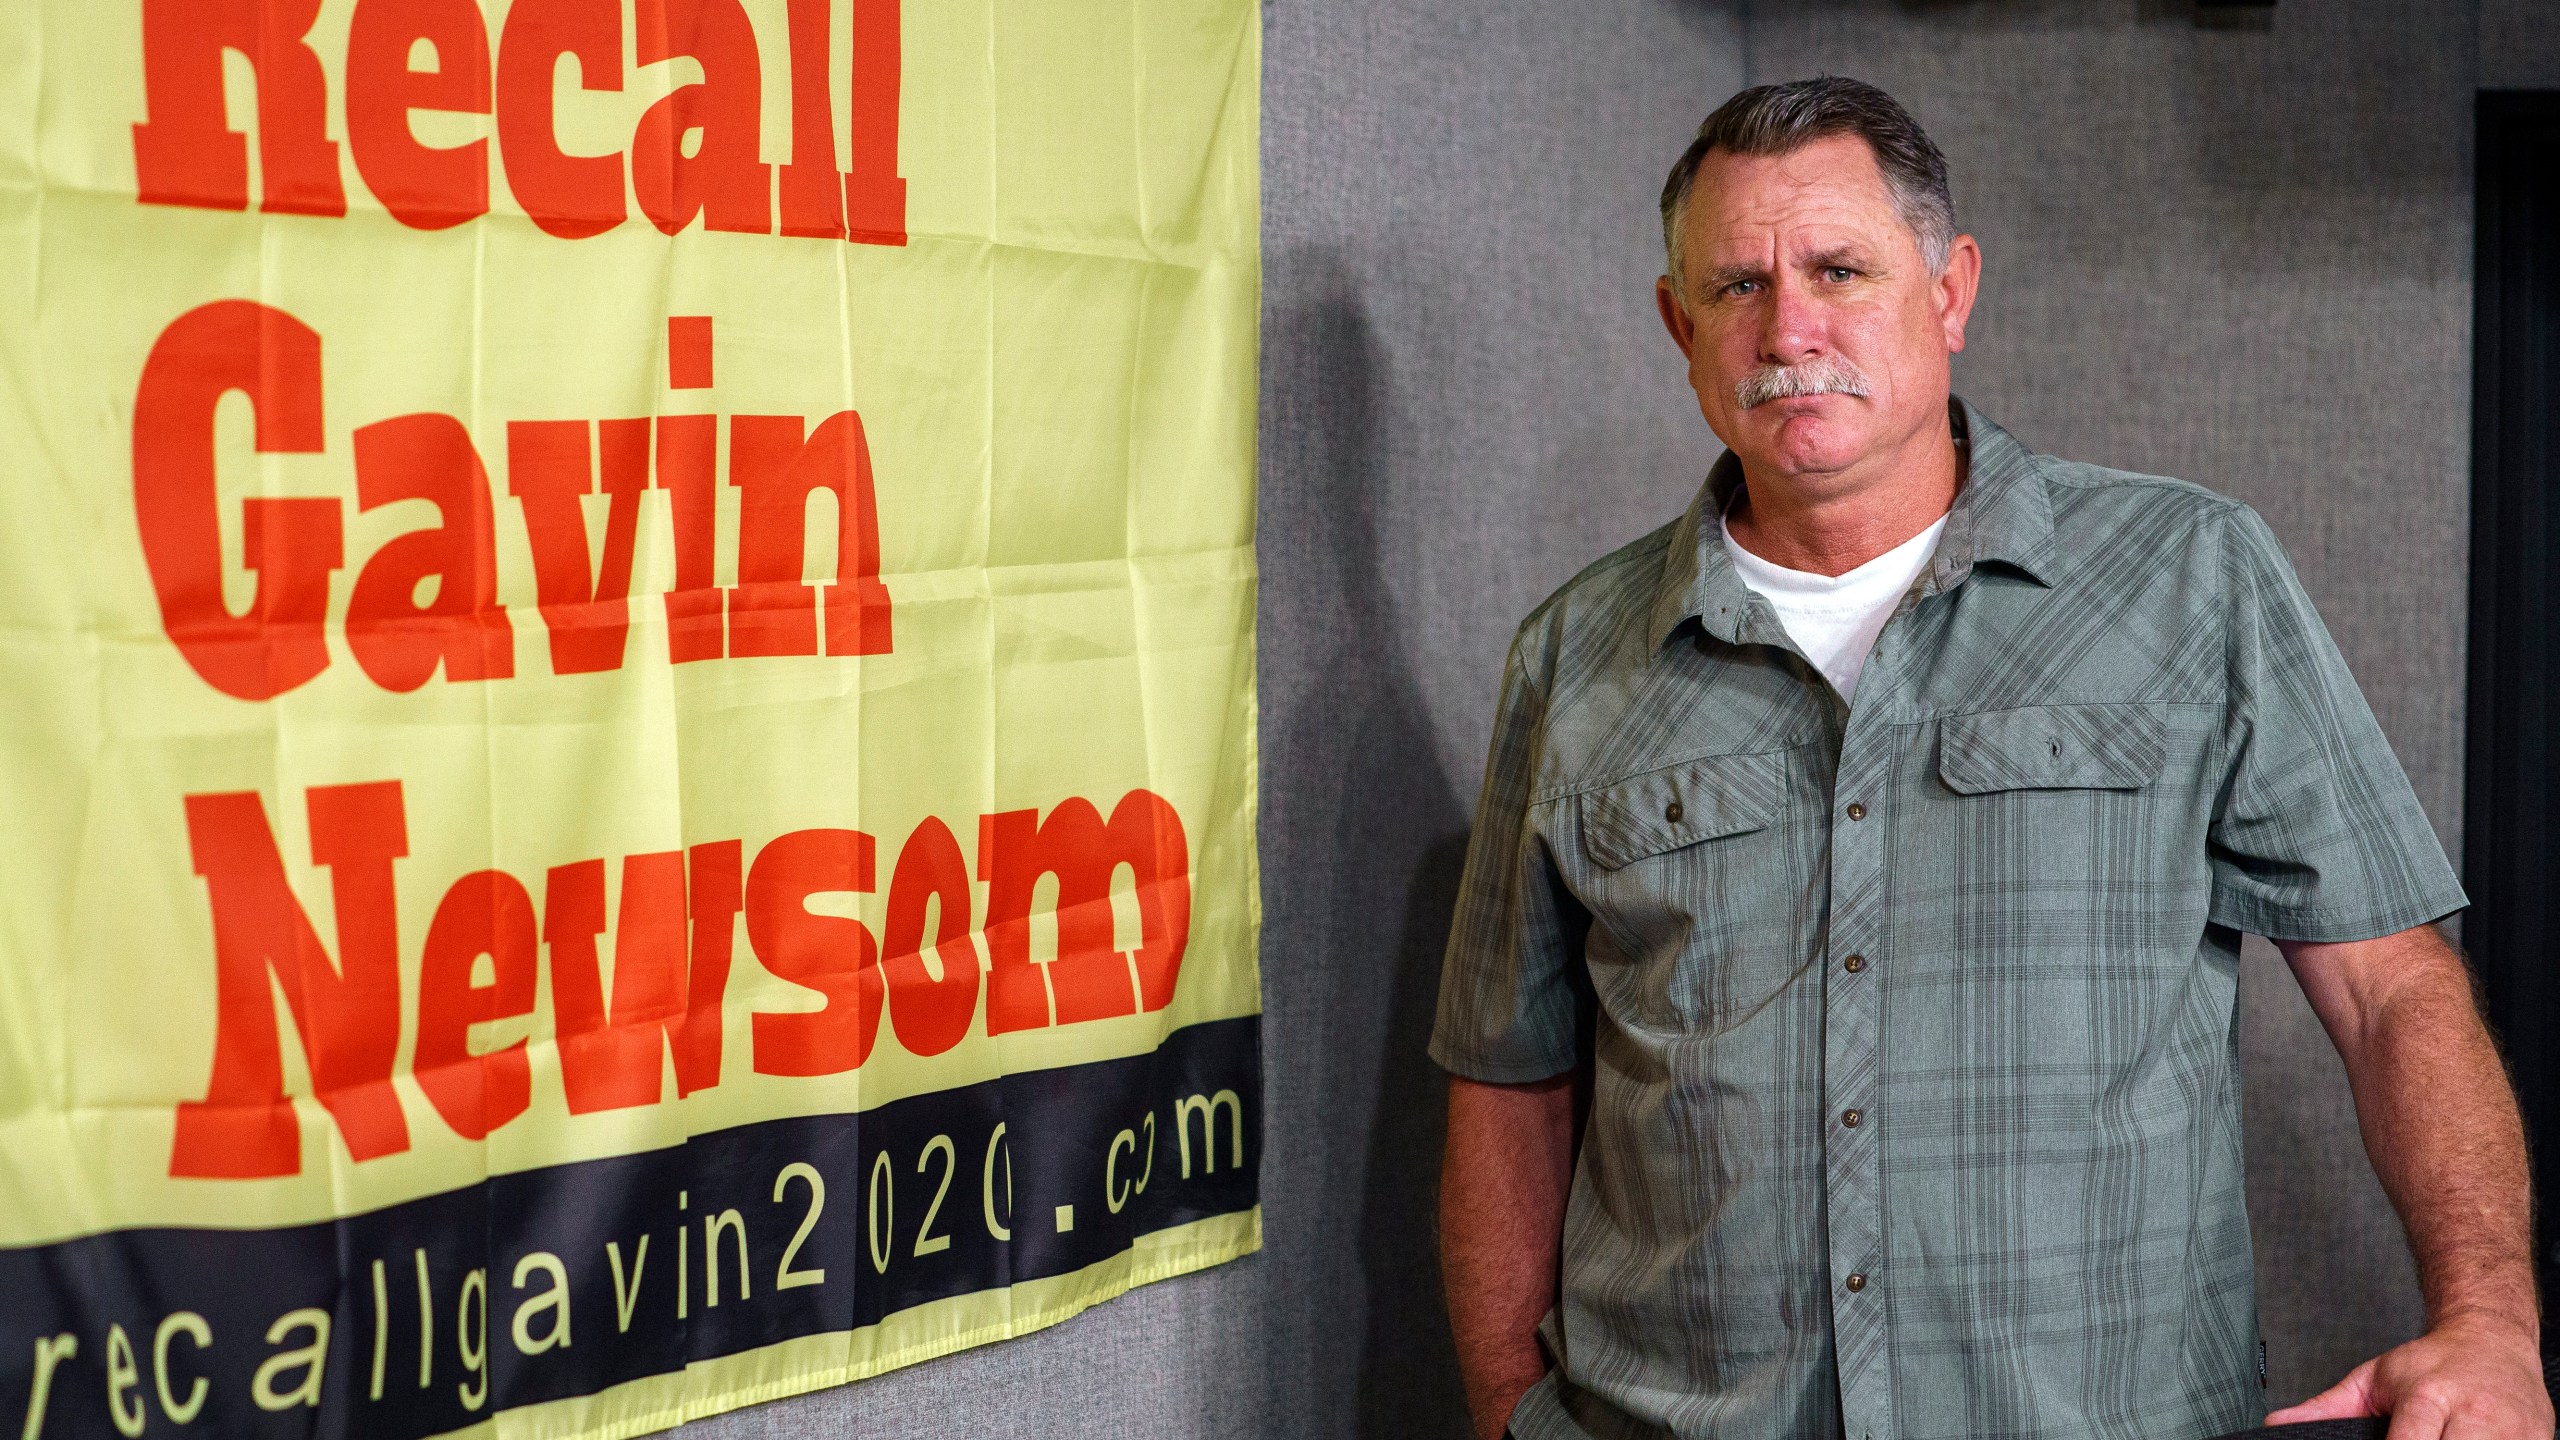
[1719,509,1950,705]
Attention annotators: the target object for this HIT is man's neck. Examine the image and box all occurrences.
[1724,409,1965,577]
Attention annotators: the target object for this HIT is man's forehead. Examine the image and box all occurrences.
[1696,222,1880,268]
[1684,137,1905,248]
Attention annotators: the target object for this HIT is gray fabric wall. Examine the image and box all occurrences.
[681,5,1747,1437]
[2482,0,2560,88]
[1743,0,2481,1401]
[686,2,2505,1433]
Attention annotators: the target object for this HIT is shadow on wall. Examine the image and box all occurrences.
[1362,835,1475,1440]
[1258,248,1476,1439]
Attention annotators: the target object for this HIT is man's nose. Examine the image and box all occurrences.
[1757,280,1825,365]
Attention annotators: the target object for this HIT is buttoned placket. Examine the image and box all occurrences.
[1705,584,1899,1440]
[1817,573,1937,1440]
[1687,459,1984,1440]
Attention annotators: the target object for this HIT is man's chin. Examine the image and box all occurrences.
[1744,409,1869,477]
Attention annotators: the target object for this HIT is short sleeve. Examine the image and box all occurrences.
[2206,504,2467,941]
[1428,630,1590,1082]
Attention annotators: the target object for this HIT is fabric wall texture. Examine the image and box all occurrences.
[683,1,2496,1434]
[678,4,1748,1437]
[2482,0,2560,88]
[1743,0,2481,1402]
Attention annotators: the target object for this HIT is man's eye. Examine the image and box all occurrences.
[1822,266,1857,282]
[1723,280,1760,298]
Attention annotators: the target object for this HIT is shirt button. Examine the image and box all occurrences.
[1843,953,1866,974]
[1842,1108,1863,1128]
[1845,802,1868,821]
[1665,800,1684,823]
[1845,1272,1868,1293]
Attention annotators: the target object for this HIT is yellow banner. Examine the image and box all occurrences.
[0,1,1263,1436]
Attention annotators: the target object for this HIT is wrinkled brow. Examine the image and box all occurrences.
[1697,261,1766,293]
[1803,244,1879,271]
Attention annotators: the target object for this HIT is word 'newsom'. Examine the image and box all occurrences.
[177,780,1191,1180]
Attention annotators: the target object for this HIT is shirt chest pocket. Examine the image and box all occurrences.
[1580,751,1785,869]
[1934,700,2195,954]
[1575,750,1801,1030]
[1937,700,2167,795]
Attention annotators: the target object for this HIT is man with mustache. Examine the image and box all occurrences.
[1431,77,2547,1440]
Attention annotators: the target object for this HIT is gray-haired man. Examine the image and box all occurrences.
[1432,77,2547,1440]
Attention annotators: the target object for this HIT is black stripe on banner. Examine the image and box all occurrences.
[0,1014,1261,1440]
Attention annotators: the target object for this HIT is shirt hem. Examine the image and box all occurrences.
[2208,884,2469,944]
[1427,1036,1579,1085]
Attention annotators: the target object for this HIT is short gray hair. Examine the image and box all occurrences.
[1659,76,1957,295]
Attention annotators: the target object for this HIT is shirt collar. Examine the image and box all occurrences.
[1646,395,2057,651]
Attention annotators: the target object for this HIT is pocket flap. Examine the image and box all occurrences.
[1938,702,2166,794]
[1580,751,1783,870]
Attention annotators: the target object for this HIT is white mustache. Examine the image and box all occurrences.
[1733,355,1873,410]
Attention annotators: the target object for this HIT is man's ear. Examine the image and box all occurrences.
[1656,275,1696,359]
[1936,234,1983,354]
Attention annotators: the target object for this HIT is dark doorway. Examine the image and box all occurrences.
[2466,89,2560,1333]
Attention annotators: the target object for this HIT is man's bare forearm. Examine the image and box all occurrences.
[2283,926,2537,1340]
[1441,1070,1580,1440]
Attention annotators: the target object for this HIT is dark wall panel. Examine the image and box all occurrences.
[2468,87,2560,1338]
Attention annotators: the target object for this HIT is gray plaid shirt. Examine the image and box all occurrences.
[1431,398,2466,1440]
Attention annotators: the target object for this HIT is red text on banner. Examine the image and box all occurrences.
[168,782,1192,1179]
[130,0,907,244]
[133,302,892,700]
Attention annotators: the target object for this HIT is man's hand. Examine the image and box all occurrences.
[2275,924,2546,1438]
[2264,1316,2550,1438]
